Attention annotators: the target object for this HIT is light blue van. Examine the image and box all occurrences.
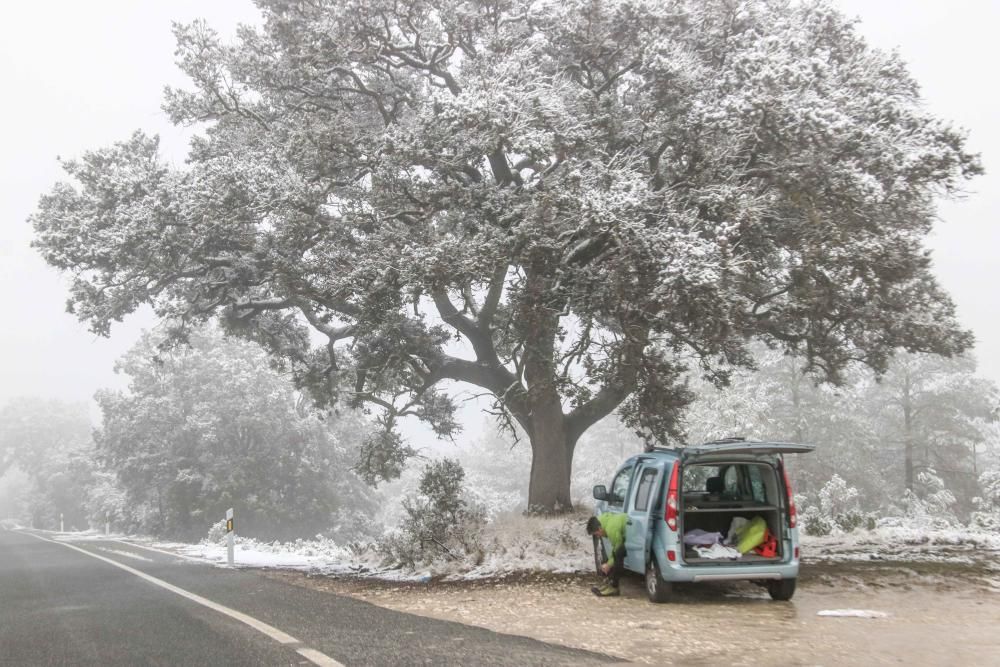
[591,438,814,602]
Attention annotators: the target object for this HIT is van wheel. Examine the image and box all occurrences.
[592,536,607,576]
[645,560,671,603]
[767,578,796,601]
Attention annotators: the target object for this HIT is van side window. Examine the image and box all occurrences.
[633,468,658,511]
[609,465,634,508]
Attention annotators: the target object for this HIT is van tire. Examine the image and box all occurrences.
[645,560,671,603]
[767,578,796,601]
[593,536,607,576]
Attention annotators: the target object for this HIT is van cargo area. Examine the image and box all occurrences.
[679,461,784,564]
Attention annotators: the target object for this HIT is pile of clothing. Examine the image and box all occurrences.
[682,516,778,560]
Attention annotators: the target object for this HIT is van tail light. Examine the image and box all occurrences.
[664,461,680,531]
[781,461,797,529]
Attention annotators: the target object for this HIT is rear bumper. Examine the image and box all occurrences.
[655,546,800,583]
[662,560,799,583]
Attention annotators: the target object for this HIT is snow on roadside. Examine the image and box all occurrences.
[102,515,1000,582]
[802,525,1000,567]
[168,536,404,577]
[139,511,595,581]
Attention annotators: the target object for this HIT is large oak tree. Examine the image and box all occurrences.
[31,0,980,510]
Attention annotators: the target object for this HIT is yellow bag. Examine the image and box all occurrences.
[735,516,767,554]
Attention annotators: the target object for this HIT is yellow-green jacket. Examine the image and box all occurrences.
[598,513,628,565]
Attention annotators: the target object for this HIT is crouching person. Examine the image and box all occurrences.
[586,514,627,597]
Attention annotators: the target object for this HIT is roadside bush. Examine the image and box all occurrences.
[378,459,486,568]
[800,508,833,536]
[800,475,871,535]
[833,510,872,533]
[969,469,1000,531]
[818,475,860,518]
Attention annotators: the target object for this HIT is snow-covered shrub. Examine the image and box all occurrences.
[883,488,959,531]
[818,474,860,518]
[205,518,228,544]
[977,469,1000,508]
[800,475,871,535]
[378,458,486,568]
[800,506,834,536]
[913,469,959,526]
[970,469,1000,530]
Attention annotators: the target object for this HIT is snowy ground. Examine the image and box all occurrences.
[144,512,595,581]
[153,518,1000,665]
[263,566,999,666]
[33,512,1000,591]
[31,519,1000,665]
[134,516,1000,591]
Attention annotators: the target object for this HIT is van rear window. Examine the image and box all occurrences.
[683,463,773,504]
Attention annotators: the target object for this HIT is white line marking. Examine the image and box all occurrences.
[97,547,154,562]
[111,539,203,563]
[20,531,344,667]
[297,647,346,666]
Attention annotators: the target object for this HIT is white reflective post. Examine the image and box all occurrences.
[60,513,64,533]
[226,508,235,567]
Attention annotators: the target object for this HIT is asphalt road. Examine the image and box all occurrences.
[0,528,616,666]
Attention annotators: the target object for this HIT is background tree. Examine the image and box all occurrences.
[0,398,94,529]
[680,346,997,521]
[866,352,995,514]
[95,326,376,540]
[31,0,980,511]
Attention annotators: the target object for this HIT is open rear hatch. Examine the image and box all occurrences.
[679,441,814,564]
[681,440,815,462]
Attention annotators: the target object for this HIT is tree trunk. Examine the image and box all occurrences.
[903,402,914,492]
[526,393,574,512]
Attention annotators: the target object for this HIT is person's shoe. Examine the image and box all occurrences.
[591,584,620,597]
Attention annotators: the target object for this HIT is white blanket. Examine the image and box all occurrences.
[693,543,741,559]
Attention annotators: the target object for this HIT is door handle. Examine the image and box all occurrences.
[626,520,633,525]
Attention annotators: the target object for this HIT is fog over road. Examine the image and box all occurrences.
[0,528,614,666]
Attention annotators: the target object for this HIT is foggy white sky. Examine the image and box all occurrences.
[1,1,998,419]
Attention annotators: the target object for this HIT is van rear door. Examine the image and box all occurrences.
[623,460,664,572]
[681,440,814,463]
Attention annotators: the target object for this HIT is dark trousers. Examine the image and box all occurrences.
[610,545,627,587]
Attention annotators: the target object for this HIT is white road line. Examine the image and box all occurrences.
[111,539,204,563]
[20,531,344,667]
[96,546,154,562]
[297,647,346,667]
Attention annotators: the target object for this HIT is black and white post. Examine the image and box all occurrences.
[225,508,234,567]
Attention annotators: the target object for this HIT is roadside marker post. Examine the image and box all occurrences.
[226,508,235,567]
[60,513,64,533]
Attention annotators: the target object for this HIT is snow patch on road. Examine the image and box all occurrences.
[817,609,889,619]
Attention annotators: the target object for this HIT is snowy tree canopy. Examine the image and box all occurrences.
[31,0,980,510]
[95,326,376,539]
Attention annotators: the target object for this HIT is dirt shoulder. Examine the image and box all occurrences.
[263,559,1000,666]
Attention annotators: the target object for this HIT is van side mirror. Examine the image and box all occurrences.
[592,485,608,501]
